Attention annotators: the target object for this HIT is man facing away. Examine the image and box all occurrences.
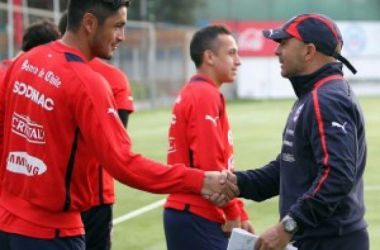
[212,13,368,250]
[164,25,254,250]
[0,1,237,250]
[0,19,60,188]
[59,11,135,250]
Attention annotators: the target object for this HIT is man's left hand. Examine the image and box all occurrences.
[222,217,241,238]
[241,220,255,234]
[254,222,292,250]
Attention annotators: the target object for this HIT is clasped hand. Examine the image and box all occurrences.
[201,170,239,206]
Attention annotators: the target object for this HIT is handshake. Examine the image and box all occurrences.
[201,170,239,206]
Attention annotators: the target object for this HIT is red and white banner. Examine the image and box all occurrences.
[210,21,284,57]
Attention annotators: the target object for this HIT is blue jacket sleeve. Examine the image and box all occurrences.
[235,155,280,201]
[288,87,358,230]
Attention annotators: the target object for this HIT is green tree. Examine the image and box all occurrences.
[128,0,206,25]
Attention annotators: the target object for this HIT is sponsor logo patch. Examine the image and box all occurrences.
[171,114,177,125]
[293,104,304,122]
[168,137,176,153]
[21,59,39,75]
[175,95,182,104]
[286,129,294,136]
[205,115,219,127]
[7,152,47,176]
[12,113,45,144]
[43,71,62,88]
[13,81,54,111]
[228,154,235,171]
[228,129,233,146]
[283,140,293,147]
[282,153,295,162]
[21,59,61,88]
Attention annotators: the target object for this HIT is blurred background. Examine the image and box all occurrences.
[1,0,380,107]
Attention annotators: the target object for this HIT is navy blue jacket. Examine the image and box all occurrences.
[235,63,367,239]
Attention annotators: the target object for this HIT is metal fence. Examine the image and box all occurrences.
[0,2,61,58]
[0,4,199,109]
[111,22,197,109]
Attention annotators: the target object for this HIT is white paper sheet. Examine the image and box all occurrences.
[227,228,297,250]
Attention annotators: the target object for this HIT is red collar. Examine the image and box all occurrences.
[189,74,219,89]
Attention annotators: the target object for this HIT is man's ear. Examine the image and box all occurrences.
[82,13,98,34]
[305,43,317,61]
[204,50,215,66]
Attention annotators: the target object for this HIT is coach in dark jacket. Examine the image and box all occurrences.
[217,13,368,250]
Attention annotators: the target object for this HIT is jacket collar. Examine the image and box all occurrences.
[51,40,88,63]
[189,74,219,89]
[289,62,344,98]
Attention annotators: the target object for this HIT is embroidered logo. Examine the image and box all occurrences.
[205,115,219,127]
[293,104,304,122]
[332,121,347,134]
[107,108,118,116]
[7,152,47,176]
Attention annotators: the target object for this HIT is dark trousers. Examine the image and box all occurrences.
[164,208,228,250]
[294,228,369,250]
[81,204,113,250]
[0,231,85,250]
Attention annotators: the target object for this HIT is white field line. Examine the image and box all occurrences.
[113,198,165,225]
[113,185,380,226]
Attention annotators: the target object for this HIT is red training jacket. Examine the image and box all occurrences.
[165,74,249,224]
[0,41,204,238]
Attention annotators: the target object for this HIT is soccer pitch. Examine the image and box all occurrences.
[112,97,380,250]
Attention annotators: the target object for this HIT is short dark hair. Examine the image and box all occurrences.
[67,0,131,32]
[190,25,231,68]
[22,19,60,52]
[58,11,68,35]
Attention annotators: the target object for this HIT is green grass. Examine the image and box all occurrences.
[112,97,380,250]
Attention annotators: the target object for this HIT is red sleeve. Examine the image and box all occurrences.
[223,199,241,220]
[71,66,203,194]
[186,85,242,220]
[89,59,134,112]
[237,199,249,221]
[106,68,134,112]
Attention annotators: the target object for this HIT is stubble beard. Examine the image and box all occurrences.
[92,33,113,60]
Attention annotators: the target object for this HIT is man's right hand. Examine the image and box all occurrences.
[223,170,237,185]
[202,171,239,206]
[201,171,239,203]
[255,222,292,250]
